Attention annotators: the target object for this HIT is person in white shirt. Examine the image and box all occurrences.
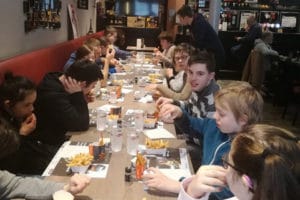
[254,31,279,71]
[153,31,176,68]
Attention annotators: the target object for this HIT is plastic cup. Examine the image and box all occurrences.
[126,131,139,156]
[134,110,144,132]
[110,127,123,152]
[97,109,107,131]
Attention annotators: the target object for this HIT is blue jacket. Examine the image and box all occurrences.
[175,112,233,199]
[175,112,231,166]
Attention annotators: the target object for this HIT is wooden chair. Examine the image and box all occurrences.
[241,50,264,91]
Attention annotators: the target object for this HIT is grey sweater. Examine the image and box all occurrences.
[0,170,63,200]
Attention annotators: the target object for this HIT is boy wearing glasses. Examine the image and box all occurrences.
[143,82,263,199]
[146,43,194,100]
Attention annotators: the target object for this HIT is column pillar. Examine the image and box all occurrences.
[208,0,221,33]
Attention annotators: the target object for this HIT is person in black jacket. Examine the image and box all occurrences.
[33,60,103,147]
[176,5,225,69]
[231,15,262,66]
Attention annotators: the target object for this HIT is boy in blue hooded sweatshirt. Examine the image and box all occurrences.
[143,81,263,199]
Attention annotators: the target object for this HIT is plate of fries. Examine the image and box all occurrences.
[145,138,168,155]
[66,153,93,173]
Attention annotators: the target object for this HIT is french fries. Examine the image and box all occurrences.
[136,152,146,166]
[145,138,168,149]
[66,153,93,167]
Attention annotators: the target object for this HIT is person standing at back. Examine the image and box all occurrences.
[176,5,225,70]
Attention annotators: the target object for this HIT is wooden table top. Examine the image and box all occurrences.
[46,85,193,200]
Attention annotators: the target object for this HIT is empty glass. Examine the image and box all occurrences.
[134,110,144,133]
[96,109,107,131]
[109,90,117,104]
[127,129,139,156]
[110,126,123,152]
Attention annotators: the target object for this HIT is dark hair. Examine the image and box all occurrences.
[158,31,173,43]
[231,124,300,200]
[177,5,193,18]
[172,43,195,63]
[104,26,117,36]
[0,72,36,108]
[188,49,216,73]
[98,36,108,47]
[0,119,20,159]
[65,60,103,86]
[75,45,93,61]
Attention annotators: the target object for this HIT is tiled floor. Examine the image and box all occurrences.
[262,98,300,135]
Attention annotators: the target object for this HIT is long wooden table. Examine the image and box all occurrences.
[45,84,192,200]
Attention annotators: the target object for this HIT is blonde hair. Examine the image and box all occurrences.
[84,38,100,49]
[215,81,263,125]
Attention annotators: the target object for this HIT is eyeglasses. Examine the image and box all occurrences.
[174,55,189,62]
[222,154,243,173]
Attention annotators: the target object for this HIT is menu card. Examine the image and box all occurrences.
[143,128,175,139]
[143,148,191,180]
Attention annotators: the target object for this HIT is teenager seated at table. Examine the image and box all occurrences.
[98,36,124,74]
[156,50,220,171]
[64,37,101,71]
[146,43,194,101]
[0,120,90,200]
[143,82,264,199]
[153,31,176,68]
[178,124,300,200]
[0,72,45,174]
[32,60,104,149]
[104,26,135,60]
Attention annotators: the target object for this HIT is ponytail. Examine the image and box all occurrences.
[253,153,299,200]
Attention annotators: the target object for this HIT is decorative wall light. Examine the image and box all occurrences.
[23,0,62,33]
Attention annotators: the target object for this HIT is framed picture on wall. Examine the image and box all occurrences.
[77,0,88,10]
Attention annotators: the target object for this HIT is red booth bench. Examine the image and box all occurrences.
[0,31,104,84]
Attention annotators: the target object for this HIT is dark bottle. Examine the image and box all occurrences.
[125,166,132,182]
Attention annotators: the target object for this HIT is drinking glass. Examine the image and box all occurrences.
[134,110,144,132]
[126,130,139,156]
[96,109,107,131]
[110,126,123,152]
[109,90,117,104]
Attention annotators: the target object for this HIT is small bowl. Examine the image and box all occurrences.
[53,190,74,200]
[70,165,89,174]
[144,118,157,129]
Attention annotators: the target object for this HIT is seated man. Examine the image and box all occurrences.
[231,15,262,66]
[254,31,279,73]
[156,50,219,171]
[33,60,103,148]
